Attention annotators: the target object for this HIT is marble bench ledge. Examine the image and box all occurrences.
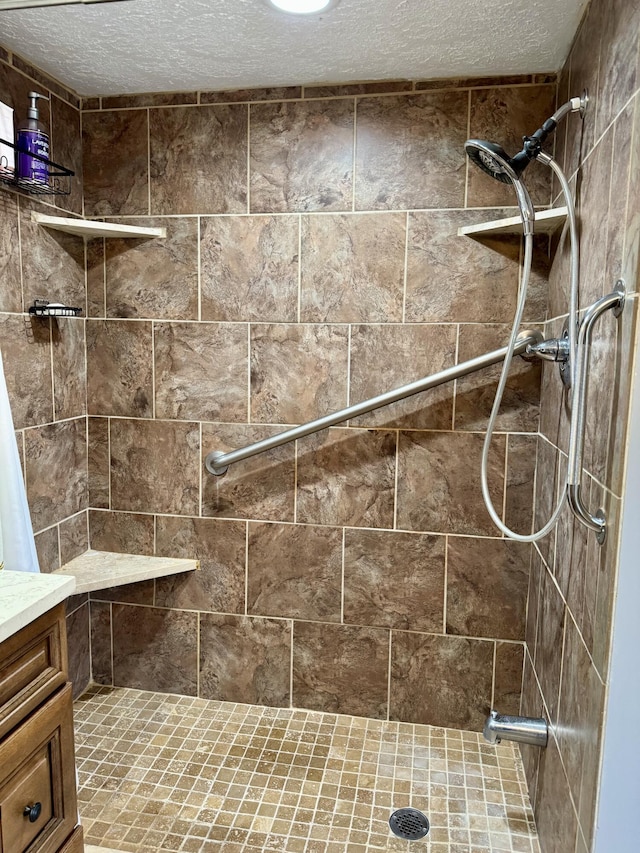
[52,549,199,594]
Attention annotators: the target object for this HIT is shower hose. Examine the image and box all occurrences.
[480,156,579,542]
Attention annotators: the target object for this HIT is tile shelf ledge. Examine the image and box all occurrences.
[52,549,199,594]
[32,212,167,240]
[457,206,568,237]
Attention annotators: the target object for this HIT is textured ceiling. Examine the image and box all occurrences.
[0,0,587,96]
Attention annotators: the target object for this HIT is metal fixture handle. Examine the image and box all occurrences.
[205,330,543,476]
[567,281,626,543]
[24,802,42,823]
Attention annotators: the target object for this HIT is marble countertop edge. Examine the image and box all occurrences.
[0,570,76,644]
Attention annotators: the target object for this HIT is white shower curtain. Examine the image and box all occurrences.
[0,349,39,573]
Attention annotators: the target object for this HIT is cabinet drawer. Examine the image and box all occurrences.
[0,684,77,853]
[0,606,67,741]
[56,825,83,853]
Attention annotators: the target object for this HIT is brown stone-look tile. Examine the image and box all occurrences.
[535,566,565,725]
[25,418,87,530]
[202,86,302,103]
[201,215,299,322]
[250,99,354,213]
[557,617,605,848]
[66,602,91,698]
[155,321,248,422]
[591,487,620,680]
[533,436,560,568]
[200,614,291,706]
[250,324,348,424]
[416,74,535,90]
[296,428,396,528]
[405,210,521,323]
[0,313,52,428]
[343,529,445,632]
[446,537,530,641]
[19,199,85,312]
[348,324,456,430]
[604,100,634,291]
[390,632,493,730]
[494,642,524,716]
[65,593,87,615]
[534,735,579,853]
[59,511,88,565]
[300,212,406,322]
[91,579,154,606]
[0,195,21,313]
[577,125,614,307]
[81,97,100,111]
[104,216,199,320]
[150,105,247,214]
[538,317,571,456]
[293,622,388,718]
[103,92,198,109]
[83,110,149,217]
[467,86,556,208]
[86,238,105,318]
[397,431,504,536]
[306,81,413,97]
[355,91,467,210]
[201,423,295,522]
[112,604,198,695]
[455,324,541,432]
[88,418,109,510]
[34,525,59,573]
[110,419,200,515]
[247,522,342,621]
[50,96,82,215]
[526,548,543,658]
[52,318,86,421]
[89,509,155,556]
[90,601,112,685]
[155,516,247,614]
[86,319,152,417]
[505,434,537,536]
[596,0,640,134]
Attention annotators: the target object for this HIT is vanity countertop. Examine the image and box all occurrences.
[0,570,76,644]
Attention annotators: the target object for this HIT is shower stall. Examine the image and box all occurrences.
[0,0,638,849]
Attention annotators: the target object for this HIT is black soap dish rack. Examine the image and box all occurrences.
[29,299,82,318]
[0,137,74,196]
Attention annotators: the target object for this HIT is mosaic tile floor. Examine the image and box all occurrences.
[74,686,540,853]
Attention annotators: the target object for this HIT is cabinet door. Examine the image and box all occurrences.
[0,684,77,853]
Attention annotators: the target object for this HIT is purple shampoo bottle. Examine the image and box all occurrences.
[17,91,50,185]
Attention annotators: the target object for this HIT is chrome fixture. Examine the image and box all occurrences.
[526,335,570,364]
[483,710,548,748]
[465,95,588,543]
[567,281,626,544]
[205,330,543,476]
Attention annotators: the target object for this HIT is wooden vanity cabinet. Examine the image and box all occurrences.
[0,604,83,853]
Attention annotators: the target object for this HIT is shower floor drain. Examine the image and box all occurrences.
[389,807,430,840]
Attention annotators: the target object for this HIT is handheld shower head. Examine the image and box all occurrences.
[465,139,535,234]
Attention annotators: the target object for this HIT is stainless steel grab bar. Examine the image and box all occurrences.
[567,281,625,543]
[205,329,543,476]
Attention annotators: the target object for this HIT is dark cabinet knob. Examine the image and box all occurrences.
[23,802,42,823]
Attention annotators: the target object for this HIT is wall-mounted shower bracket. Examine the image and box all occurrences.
[567,280,626,544]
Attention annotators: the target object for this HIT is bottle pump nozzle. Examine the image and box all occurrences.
[27,92,49,121]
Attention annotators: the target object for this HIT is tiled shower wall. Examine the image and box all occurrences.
[520,0,640,851]
[80,76,557,729]
[0,51,90,683]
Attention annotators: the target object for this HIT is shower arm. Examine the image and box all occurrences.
[566,281,625,543]
[205,330,543,476]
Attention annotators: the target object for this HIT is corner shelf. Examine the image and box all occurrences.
[457,206,568,237]
[32,212,166,240]
[53,549,199,594]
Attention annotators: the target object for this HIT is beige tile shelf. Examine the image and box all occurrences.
[32,212,166,240]
[457,206,568,237]
[53,550,199,594]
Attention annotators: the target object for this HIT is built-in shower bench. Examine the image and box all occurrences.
[52,550,199,594]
